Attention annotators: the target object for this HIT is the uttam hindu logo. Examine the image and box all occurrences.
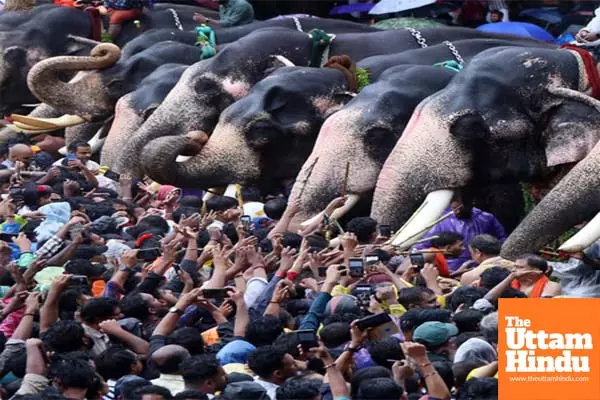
[504,315,591,373]
[498,298,600,400]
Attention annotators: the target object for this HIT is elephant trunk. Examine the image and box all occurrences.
[501,144,600,260]
[27,43,121,119]
[371,96,472,247]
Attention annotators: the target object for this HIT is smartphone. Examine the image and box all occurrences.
[365,255,379,266]
[137,247,162,262]
[69,275,89,285]
[354,284,374,296]
[0,232,17,242]
[172,263,181,274]
[409,252,425,270]
[103,169,121,182]
[66,154,77,161]
[379,224,392,237]
[318,266,327,277]
[295,329,319,352]
[240,215,252,231]
[349,258,364,278]
[356,312,392,331]
[202,288,233,299]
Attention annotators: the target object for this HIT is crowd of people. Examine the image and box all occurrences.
[0,137,577,400]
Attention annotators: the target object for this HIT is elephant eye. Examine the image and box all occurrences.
[246,120,279,148]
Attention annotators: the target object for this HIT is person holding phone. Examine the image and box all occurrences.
[53,141,99,188]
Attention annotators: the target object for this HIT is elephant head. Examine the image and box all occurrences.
[140,61,357,187]
[288,65,456,223]
[371,46,600,251]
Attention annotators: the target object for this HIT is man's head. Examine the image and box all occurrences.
[413,321,459,359]
[168,327,206,355]
[121,293,164,322]
[8,143,33,166]
[41,320,86,353]
[264,198,287,220]
[479,266,511,290]
[245,315,283,347]
[398,287,439,309]
[347,217,378,244]
[450,191,473,219]
[514,254,549,276]
[453,309,484,333]
[50,352,98,394]
[430,231,464,257]
[489,9,503,22]
[276,377,322,400]
[181,354,228,394]
[80,297,120,327]
[356,377,406,400]
[248,345,298,384]
[151,345,190,375]
[468,234,501,263]
[134,385,174,400]
[95,345,143,381]
[456,377,498,400]
[399,308,452,341]
[67,140,92,164]
[447,286,486,312]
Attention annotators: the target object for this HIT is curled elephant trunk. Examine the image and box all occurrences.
[501,143,600,259]
[371,95,473,237]
[27,43,121,119]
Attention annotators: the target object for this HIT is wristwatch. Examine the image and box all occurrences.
[118,266,131,272]
[169,306,184,315]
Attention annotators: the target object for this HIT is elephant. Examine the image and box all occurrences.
[285,38,554,227]
[368,45,600,256]
[140,56,360,187]
[101,63,189,167]
[116,26,516,177]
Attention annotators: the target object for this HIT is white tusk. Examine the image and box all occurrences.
[301,194,361,228]
[330,194,360,221]
[9,114,86,129]
[20,103,41,108]
[59,146,67,156]
[202,187,225,202]
[273,55,295,67]
[559,212,600,252]
[224,184,240,200]
[6,124,54,134]
[175,155,191,163]
[88,127,106,153]
[391,189,454,249]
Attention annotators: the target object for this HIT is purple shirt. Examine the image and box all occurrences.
[415,207,506,271]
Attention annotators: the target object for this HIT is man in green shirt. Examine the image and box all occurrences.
[193,0,254,27]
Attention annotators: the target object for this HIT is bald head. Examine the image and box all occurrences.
[151,344,190,374]
[9,144,33,165]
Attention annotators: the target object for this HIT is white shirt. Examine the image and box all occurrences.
[52,158,117,190]
[151,374,185,396]
[255,378,279,400]
[587,7,600,34]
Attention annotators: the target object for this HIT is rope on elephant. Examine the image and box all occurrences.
[561,44,600,98]
[433,60,463,73]
[308,29,336,67]
[323,55,370,92]
[195,25,217,60]
[292,16,303,32]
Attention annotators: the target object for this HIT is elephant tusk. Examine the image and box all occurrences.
[273,55,295,67]
[58,146,67,156]
[20,103,41,108]
[88,126,106,154]
[6,123,55,134]
[559,212,600,253]
[300,193,361,228]
[175,155,192,163]
[390,189,454,249]
[202,187,225,202]
[9,114,86,129]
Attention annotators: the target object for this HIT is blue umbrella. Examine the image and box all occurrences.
[330,3,374,15]
[520,7,563,24]
[477,21,555,42]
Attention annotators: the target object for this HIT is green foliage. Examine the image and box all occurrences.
[356,68,370,92]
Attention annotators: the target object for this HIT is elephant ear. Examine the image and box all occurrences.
[315,91,355,119]
[543,87,600,167]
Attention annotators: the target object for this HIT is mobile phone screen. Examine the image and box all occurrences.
[349,258,364,278]
[379,224,392,237]
[409,253,425,268]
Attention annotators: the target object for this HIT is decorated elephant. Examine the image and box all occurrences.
[116,26,514,177]
[368,45,600,257]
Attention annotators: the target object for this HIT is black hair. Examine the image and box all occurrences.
[80,297,119,325]
[241,186,262,202]
[174,391,209,400]
[5,350,27,378]
[179,195,204,209]
[120,293,151,322]
[490,287,527,309]
[58,288,84,320]
[490,9,504,17]
[50,352,97,390]
[67,141,91,153]
[41,320,85,353]
[82,200,117,221]
[247,345,287,379]
[173,206,199,224]
[282,232,303,250]
[432,360,454,392]
[456,332,483,349]
[356,377,403,400]
[319,322,351,349]
[205,196,238,212]
[368,336,405,369]
[447,286,487,312]
[453,309,484,333]
[273,332,302,359]
[278,308,295,330]
[64,259,106,278]
[95,345,137,381]
[245,315,283,347]
[400,308,452,332]
[517,253,549,273]
[168,327,205,355]
[264,198,287,220]
[349,366,392,398]
[120,379,152,399]
[398,287,435,309]
[180,354,221,386]
[453,361,486,389]
[480,266,511,290]
[305,234,329,253]
[430,231,463,248]
[367,249,392,265]
[276,377,321,400]
[346,217,378,244]
[133,385,174,400]
[468,234,501,256]
[135,215,170,236]
[456,377,498,400]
